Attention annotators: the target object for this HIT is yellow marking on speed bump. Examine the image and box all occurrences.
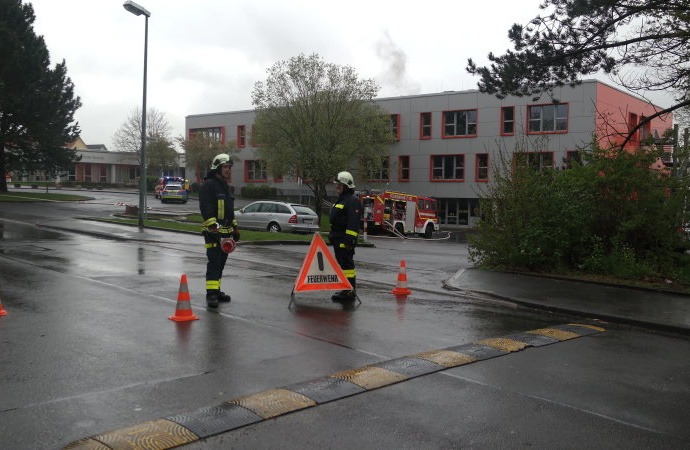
[412,350,477,368]
[331,366,407,389]
[228,388,316,419]
[474,338,529,352]
[527,328,580,341]
[569,323,606,332]
[89,419,198,449]
[63,438,109,449]
[63,323,606,449]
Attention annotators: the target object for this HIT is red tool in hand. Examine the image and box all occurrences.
[220,238,236,254]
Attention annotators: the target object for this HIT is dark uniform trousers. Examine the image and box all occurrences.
[329,191,361,292]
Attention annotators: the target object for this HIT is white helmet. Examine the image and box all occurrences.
[334,171,355,189]
[211,153,233,170]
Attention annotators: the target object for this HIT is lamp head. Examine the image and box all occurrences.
[123,1,151,17]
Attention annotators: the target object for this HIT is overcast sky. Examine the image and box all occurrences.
[28,0,673,151]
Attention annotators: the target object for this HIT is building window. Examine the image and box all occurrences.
[514,152,554,171]
[442,109,477,138]
[501,106,514,135]
[639,115,651,141]
[364,157,390,181]
[431,154,464,181]
[189,126,225,143]
[528,103,568,133]
[391,114,401,141]
[237,125,246,148]
[476,153,489,181]
[398,155,410,181]
[566,150,582,168]
[245,160,267,182]
[419,112,432,139]
[250,125,265,146]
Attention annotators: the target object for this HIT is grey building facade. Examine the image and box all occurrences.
[185,80,672,227]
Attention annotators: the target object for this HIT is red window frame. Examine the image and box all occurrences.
[244,160,268,182]
[527,103,568,135]
[398,155,410,182]
[237,125,246,148]
[362,157,390,182]
[391,114,401,141]
[475,153,489,181]
[430,154,465,181]
[442,109,477,138]
[500,106,515,136]
[419,112,432,140]
[188,126,226,144]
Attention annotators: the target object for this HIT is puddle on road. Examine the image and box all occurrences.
[0,221,63,241]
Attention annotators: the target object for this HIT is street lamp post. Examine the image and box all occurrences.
[123,1,151,228]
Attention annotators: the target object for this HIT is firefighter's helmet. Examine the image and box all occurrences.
[211,153,233,170]
[334,171,355,189]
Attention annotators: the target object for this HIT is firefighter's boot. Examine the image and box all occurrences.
[206,292,219,308]
[331,290,350,302]
[218,291,231,303]
[332,278,356,303]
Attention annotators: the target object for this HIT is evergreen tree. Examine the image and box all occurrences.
[467,0,689,144]
[0,0,81,191]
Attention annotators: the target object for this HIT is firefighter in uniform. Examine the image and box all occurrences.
[199,153,240,308]
[329,171,362,303]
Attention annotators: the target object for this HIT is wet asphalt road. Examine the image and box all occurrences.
[0,190,689,449]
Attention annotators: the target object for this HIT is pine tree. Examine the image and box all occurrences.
[0,0,81,191]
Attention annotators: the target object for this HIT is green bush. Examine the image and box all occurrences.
[469,144,690,281]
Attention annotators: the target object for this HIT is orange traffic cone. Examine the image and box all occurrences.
[0,289,7,316]
[169,274,199,322]
[391,260,412,296]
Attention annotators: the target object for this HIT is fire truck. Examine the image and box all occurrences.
[359,190,440,238]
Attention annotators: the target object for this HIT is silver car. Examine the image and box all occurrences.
[235,201,320,233]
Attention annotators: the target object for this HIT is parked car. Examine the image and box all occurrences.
[160,183,188,203]
[235,201,320,233]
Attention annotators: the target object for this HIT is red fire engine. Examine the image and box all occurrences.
[359,190,440,238]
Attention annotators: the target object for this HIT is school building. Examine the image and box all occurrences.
[185,79,673,227]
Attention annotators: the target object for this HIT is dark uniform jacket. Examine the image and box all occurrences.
[329,189,361,247]
[199,171,235,233]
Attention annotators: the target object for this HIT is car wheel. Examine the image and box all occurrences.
[267,222,281,233]
[423,223,434,239]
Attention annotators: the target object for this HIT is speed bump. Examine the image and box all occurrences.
[63,322,605,449]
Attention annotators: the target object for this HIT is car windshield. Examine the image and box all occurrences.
[291,205,316,215]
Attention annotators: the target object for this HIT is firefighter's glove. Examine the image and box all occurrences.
[232,227,240,242]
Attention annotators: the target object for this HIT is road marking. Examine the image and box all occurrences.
[63,323,605,449]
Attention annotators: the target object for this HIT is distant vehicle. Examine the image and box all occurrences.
[154,176,186,198]
[160,183,188,203]
[235,201,320,233]
[359,190,439,238]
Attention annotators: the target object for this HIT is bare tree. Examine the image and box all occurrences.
[112,107,173,161]
[177,132,238,184]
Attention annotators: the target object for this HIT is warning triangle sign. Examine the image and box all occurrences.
[294,233,352,292]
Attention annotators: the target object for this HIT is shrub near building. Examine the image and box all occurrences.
[469,144,690,283]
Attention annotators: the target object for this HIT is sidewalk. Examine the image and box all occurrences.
[445,267,690,336]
